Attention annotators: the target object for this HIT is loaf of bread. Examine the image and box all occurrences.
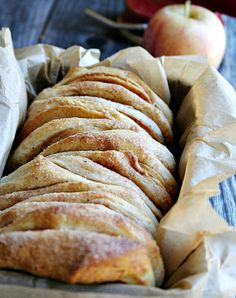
[0,66,178,287]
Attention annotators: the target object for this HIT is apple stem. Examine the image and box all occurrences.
[184,0,191,18]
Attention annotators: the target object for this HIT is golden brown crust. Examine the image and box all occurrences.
[61,150,174,212]
[17,106,107,143]
[0,203,164,285]
[18,97,148,143]
[1,154,159,213]
[0,230,155,285]
[26,96,164,142]
[0,155,86,196]
[46,153,160,201]
[77,96,164,142]
[0,182,161,220]
[0,200,156,232]
[0,194,157,235]
[0,65,177,287]
[27,96,120,120]
[56,66,152,102]
[56,66,173,124]
[42,130,175,172]
[35,81,173,143]
[11,118,147,167]
[0,203,152,241]
[0,154,161,230]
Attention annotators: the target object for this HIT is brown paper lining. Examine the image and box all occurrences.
[0,28,236,297]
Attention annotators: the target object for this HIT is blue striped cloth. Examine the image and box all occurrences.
[210,175,236,226]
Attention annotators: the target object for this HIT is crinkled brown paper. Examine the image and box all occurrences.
[0,28,236,298]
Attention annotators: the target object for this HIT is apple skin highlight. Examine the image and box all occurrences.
[143,4,226,68]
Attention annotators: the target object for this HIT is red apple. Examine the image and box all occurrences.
[143,3,226,68]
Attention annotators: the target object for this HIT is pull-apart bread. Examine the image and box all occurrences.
[0,66,178,287]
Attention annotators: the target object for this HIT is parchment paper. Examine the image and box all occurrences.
[0,28,236,298]
[15,42,100,101]
[0,28,27,177]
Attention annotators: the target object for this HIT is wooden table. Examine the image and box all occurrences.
[0,0,236,225]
